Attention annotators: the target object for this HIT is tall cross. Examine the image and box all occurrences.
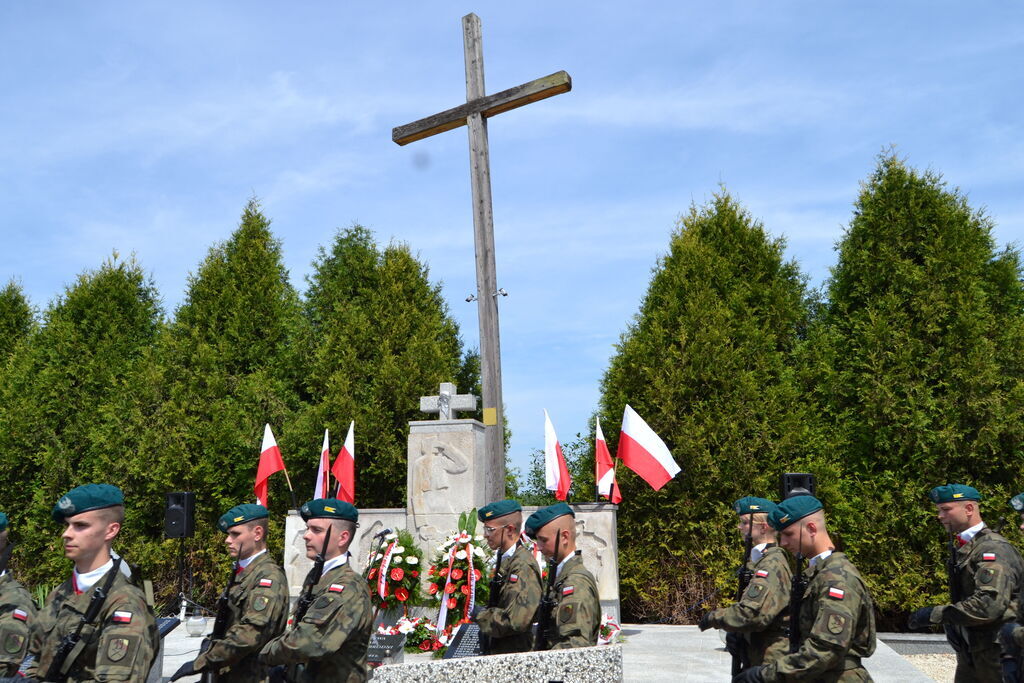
[420,382,478,421]
[393,13,571,475]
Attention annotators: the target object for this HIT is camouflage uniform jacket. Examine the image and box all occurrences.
[544,552,600,650]
[934,527,1024,646]
[259,560,372,683]
[477,542,544,654]
[761,552,876,683]
[705,545,791,666]
[0,572,36,676]
[194,552,290,682]
[26,565,158,682]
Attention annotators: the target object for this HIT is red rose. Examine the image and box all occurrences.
[411,570,419,578]
[419,640,431,651]
[390,567,404,581]
[447,598,457,610]
[451,568,464,581]
[395,587,409,602]
[428,583,439,595]
[444,583,456,594]
[432,638,443,651]
[473,569,482,580]
[460,584,471,595]
[367,568,377,579]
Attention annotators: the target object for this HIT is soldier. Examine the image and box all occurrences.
[24,484,158,681]
[734,495,875,683]
[525,502,600,650]
[699,497,791,668]
[474,499,544,654]
[999,491,1024,678]
[259,498,372,682]
[170,503,289,682]
[908,484,1024,682]
[0,512,35,677]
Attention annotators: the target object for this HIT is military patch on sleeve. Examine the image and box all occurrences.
[828,587,845,600]
[111,610,133,624]
[12,609,28,622]
[259,578,274,587]
[562,586,574,596]
[978,567,996,585]
[313,596,332,610]
[558,603,576,625]
[827,612,848,635]
[105,635,135,663]
[509,574,519,583]
[252,595,269,612]
[3,632,25,655]
[983,553,996,561]
[755,570,769,578]
[746,583,765,600]
[328,583,345,593]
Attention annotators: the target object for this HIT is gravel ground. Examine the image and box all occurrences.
[904,654,956,682]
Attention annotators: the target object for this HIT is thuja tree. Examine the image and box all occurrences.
[0,281,34,359]
[802,154,1024,618]
[295,226,478,507]
[0,256,163,585]
[596,191,811,621]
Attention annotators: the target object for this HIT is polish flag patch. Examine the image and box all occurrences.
[983,553,996,561]
[112,611,133,624]
[755,570,769,578]
[12,609,28,622]
[828,587,845,600]
[509,574,519,583]
[259,578,274,587]
[328,584,345,593]
[562,586,574,596]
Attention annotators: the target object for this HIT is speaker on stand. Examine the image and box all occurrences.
[164,492,195,619]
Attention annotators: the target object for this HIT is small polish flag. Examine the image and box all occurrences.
[12,609,27,622]
[332,421,356,504]
[328,584,345,593]
[617,405,681,491]
[314,429,330,500]
[828,587,845,600]
[254,424,286,507]
[755,570,769,578]
[983,553,996,561]
[562,586,574,596]
[509,574,519,583]
[112,610,133,623]
[259,578,274,587]
[544,410,571,501]
[595,418,622,504]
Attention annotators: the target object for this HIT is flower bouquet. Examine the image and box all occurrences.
[366,529,424,615]
[377,616,445,654]
[426,509,492,634]
[597,614,622,645]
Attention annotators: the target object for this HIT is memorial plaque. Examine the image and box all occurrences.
[367,633,406,665]
[442,622,484,659]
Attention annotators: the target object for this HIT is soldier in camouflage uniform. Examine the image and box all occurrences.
[474,500,544,654]
[699,497,790,667]
[25,484,158,682]
[259,498,372,682]
[735,495,876,683]
[525,503,600,650]
[908,484,1024,683]
[170,503,289,682]
[0,512,36,677]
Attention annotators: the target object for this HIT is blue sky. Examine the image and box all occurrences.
[3,3,1023,479]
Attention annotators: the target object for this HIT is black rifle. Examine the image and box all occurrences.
[945,532,972,665]
[480,543,507,654]
[293,525,332,624]
[45,558,122,683]
[732,515,754,675]
[788,550,807,653]
[533,532,560,651]
[199,560,240,683]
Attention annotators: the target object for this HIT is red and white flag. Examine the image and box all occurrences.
[544,410,571,501]
[595,418,622,504]
[617,405,680,491]
[332,420,355,503]
[254,424,286,507]
[313,429,330,500]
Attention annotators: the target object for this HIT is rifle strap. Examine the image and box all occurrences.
[60,640,87,677]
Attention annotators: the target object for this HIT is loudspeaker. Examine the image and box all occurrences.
[164,492,195,539]
[781,473,817,500]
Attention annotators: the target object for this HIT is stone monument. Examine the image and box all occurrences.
[284,382,621,620]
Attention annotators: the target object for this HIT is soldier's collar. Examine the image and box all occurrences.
[321,551,350,574]
[237,548,267,571]
[807,549,833,567]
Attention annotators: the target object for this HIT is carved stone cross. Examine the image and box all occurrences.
[420,382,478,420]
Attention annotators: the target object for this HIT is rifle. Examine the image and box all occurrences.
[293,524,332,624]
[533,532,560,651]
[45,558,122,683]
[732,514,754,675]
[199,560,240,683]
[480,542,506,654]
[788,544,807,654]
[945,532,972,665]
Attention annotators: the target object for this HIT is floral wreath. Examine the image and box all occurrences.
[365,529,423,614]
[426,509,492,633]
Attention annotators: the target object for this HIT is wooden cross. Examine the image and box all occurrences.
[420,382,479,421]
[393,13,571,474]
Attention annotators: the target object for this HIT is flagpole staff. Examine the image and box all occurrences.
[281,466,299,511]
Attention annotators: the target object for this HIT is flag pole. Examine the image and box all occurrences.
[281,465,298,511]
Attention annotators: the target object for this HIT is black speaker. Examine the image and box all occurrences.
[164,492,195,539]
[781,473,817,500]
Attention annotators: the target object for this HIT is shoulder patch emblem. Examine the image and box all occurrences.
[259,578,274,587]
[755,569,769,578]
[978,567,996,585]
[983,552,996,561]
[3,633,25,655]
[106,637,130,662]
[252,595,269,612]
[562,586,574,596]
[509,574,519,583]
[828,587,845,600]
[12,609,28,622]
[328,583,345,593]
[827,612,847,635]
[313,596,332,609]
[111,610,133,624]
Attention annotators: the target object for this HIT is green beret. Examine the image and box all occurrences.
[929,484,982,504]
[734,497,777,516]
[218,504,269,532]
[478,499,522,522]
[768,495,823,531]
[525,502,574,538]
[0,512,7,533]
[299,498,358,523]
[52,484,124,523]
[1010,493,1024,512]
